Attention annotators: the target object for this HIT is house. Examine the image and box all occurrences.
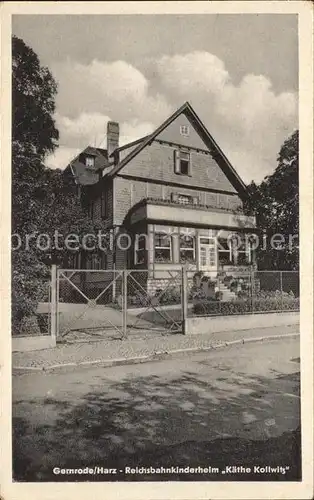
[64,102,257,293]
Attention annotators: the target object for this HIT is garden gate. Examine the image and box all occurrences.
[52,267,184,339]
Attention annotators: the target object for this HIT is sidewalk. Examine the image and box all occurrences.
[12,324,299,372]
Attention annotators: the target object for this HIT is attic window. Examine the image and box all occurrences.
[180,125,190,136]
[85,156,95,168]
[171,193,199,205]
[177,194,193,205]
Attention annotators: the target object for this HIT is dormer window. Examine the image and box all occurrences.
[85,156,95,168]
[180,125,190,136]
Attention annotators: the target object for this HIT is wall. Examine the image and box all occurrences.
[12,335,56,352]
[155,113,209,149]
[121,139,238,192]
[185,311,300,335]
[91,181,114,229]
[114,176,242,226]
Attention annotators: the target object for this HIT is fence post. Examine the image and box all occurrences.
[181,266,188,334]
[50,264,57,342]
[251,267,255,314]
[112,262,116,302]
[280,271,283,311]
[123,270,128,338]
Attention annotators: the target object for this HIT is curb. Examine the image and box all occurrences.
[12,332,299,373]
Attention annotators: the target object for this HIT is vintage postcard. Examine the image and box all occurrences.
[1,1,313,500]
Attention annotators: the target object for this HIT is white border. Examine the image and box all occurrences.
[1,2,313,500]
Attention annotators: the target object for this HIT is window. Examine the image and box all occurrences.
[101,192,107,218]
[180,125,190,136]
[171,193,195,205]
[134,236,147,265]
[217,234,252,266]
[236,240,252,265]
[174,149,191,176]
[200,247,207,267]
[178,194,193,205]
[218,238,232,266]
[86,252,107,270]
[179,234,195,263]
[66,253,80,269]
[154,232,172,263]
[85,156,95,168]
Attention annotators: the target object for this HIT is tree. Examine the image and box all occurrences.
[12,36,59,158]
[245,131,299,270]
[11,36,102,333]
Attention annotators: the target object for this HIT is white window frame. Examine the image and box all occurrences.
[217,237,233,265]
[179,234,196,263]
[198,237,217,270]
[180,125,190,137]
[236,239,252,265]
[177,194,193,205]
[85,156,95,168]
[154,232,172,263]
[174,149,191,176]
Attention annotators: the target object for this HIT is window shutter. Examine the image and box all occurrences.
[174,149,181,174]
[192,196,199,205]
[188,152,192,176]
[171,193,179,203]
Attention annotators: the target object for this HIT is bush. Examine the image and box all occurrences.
[157,286,181,305]
[11,253,49,334]
[193,296,299,316]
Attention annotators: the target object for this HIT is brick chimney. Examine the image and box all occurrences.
[107,121,119,159]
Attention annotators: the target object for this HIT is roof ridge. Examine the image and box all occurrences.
[105,101,247,196]
[113,134,150,154]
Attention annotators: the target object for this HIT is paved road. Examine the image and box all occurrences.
[13,337,301,482]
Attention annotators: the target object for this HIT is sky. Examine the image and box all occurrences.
[13,14,298,183]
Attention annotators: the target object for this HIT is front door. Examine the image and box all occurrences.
[199,237,217,275]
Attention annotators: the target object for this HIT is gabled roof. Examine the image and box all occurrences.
[113,135,149,153]
[107,101,248,196]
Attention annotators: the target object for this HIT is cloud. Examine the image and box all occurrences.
[54,111,155,152]
[48,51,298,182]
[55,112,111,148]
[154,51,298,182]
[157,51,230,94]
[119,120,155,145]
[45,147,81,170]
[51,59,171,124]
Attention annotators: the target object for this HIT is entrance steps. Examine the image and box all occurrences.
[217,283,237,302]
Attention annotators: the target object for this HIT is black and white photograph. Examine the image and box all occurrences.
[1,2,313,500]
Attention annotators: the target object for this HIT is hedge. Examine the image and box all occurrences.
[193,297,300,316]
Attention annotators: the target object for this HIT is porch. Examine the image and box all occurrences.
[126,197,257,280]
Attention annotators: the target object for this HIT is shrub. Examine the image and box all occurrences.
[189,287,206,301]
[193,271,204,288]
[158,286,181,305]
[223,275,233,285]
[11,255,49,334]
[193,296,299,316]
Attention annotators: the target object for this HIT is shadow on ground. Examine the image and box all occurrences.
[13,368,301,482]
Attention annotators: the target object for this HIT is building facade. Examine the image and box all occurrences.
[65,102,257,289]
